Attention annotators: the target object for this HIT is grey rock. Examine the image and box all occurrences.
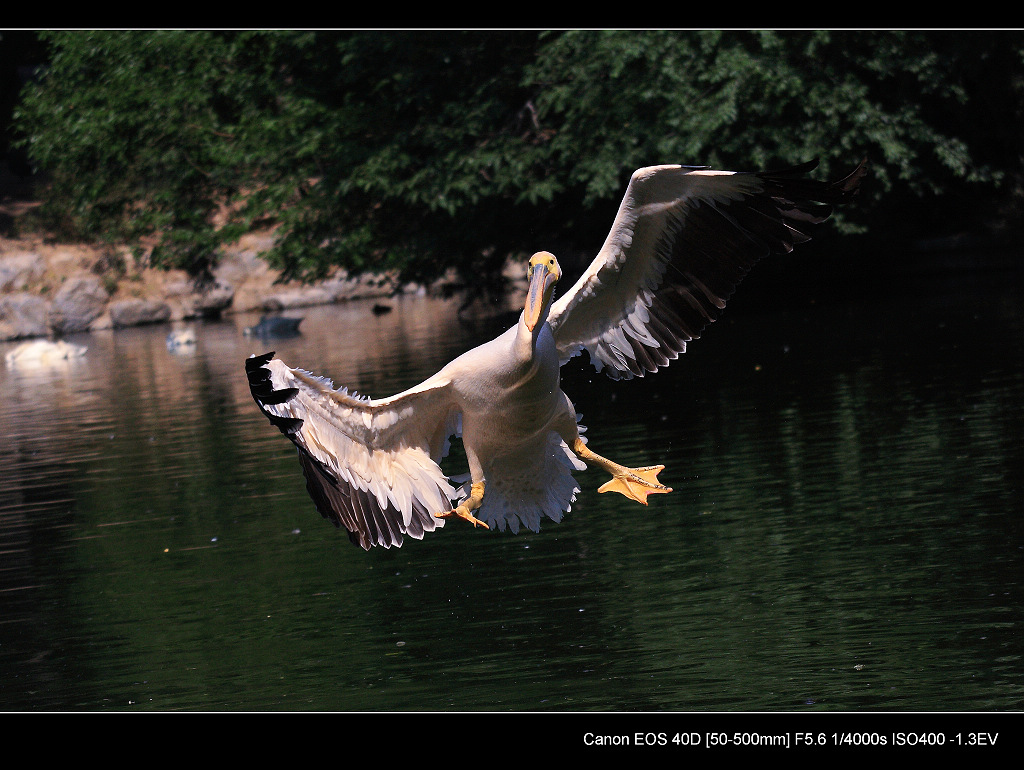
[214,247,272,285]
[0,252,45,292]
[108,298,172,328]
[48,276,109,335]
[0,292,50,340]
[190,279,234,317]
[168,278,234,318]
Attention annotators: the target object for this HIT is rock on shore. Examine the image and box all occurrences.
[0,231,415,342]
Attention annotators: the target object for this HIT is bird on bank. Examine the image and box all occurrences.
[247,158,868,549]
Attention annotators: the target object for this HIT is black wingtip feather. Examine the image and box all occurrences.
[597,158,869,382]
[246,351,276,371]
[246,352,304,434]
[245,351,416,551]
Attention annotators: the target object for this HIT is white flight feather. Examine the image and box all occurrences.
[548,165,758,369]
[263,359,459,528]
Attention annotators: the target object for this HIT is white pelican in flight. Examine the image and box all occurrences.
[247,159,867,549]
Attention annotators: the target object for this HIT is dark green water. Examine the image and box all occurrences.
[1,267,1022,712]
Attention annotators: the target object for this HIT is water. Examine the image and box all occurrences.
[1,266,1022,712]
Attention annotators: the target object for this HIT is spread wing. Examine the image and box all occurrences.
[246,352,462,549]
[547,159,868,379]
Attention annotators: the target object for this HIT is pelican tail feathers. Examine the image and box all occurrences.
[469,420,587,535]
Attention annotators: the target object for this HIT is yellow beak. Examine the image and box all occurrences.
[525,262,557,332]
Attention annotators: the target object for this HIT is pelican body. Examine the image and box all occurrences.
[247,159,867,549]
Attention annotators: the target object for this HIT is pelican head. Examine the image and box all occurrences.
[524,251,561,332]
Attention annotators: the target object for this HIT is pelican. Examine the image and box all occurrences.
[247,158,867,549]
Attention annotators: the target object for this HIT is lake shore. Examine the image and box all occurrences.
[0,172,527,342]
[3,164,1016,343]
[0,223,425,341]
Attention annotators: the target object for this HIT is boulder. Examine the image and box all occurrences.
[108,298,172,328]
[0,252,45,292]
[165,278,235,318]
[0,292,50,340]
[189,279,234,317]
[48,275,109,335]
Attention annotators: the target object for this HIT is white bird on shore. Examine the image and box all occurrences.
[247,158,867,549]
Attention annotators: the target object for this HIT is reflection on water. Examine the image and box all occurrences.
[1,274,1022,712]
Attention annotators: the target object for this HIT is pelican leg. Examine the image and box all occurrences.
[572,438,671,505]
[436,481,490,529]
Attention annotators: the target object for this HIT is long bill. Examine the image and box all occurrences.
[524,264,557,332]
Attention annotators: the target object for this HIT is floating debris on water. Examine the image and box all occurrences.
[5,339,87,368]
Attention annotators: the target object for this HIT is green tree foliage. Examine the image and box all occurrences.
[13,30,1024,285]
